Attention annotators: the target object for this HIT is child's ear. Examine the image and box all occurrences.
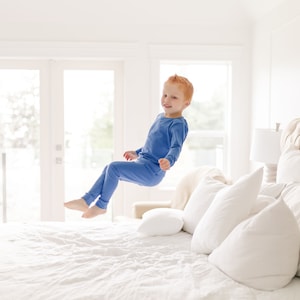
[185,100,191,107]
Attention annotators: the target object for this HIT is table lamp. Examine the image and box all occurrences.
[250,126,281,183]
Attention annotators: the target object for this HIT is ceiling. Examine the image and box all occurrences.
[0,0,287,24]
[241,0,287,20]
[0,0,288,34]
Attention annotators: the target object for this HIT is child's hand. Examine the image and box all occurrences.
[123,151,138,161]
[158,158,170,171]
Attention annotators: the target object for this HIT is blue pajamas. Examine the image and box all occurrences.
[82,158,165,209]
[82,113,188,209]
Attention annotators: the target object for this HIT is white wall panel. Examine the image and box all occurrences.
[252,0,300,131]
[271,15,300,127]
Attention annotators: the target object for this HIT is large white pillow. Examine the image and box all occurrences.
[191,168,263,254]
[137,208,184,236]
[171,166,227,210]
[282,183,300,228]
[248,183,285,216]
[259,182,286,199]
[277,146,300,184]
[209,199,300,291]
[281,182,300,276]
[249,195,275,216]
[183,177,227,234]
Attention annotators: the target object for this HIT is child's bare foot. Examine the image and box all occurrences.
[64,199,89,212]
[82,205,106,218]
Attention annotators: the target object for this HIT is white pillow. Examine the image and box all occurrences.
[259,182,286,199]
[191,168,263,254]
[281,183,300,228]
[171,166,227,210]
[209,199,300,291]
[277,147,300,184]
[137,208,184,236]
[250,182,285,216]
[281,182,300,276]
[183,177,227,234]
[249,195,275,216]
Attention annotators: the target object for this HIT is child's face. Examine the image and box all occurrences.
[161,82,190,118]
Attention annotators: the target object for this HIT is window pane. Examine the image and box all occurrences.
[160,62,230,187]
[64,70,114,221]
[0,70,40,222]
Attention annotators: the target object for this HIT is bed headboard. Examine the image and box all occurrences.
[277,117,300,184]
[280,117,300,152]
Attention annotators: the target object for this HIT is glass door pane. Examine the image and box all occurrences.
[0,69,40,222]
[64,70,114,221]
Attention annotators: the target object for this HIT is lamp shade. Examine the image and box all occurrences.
[250,129,282,165]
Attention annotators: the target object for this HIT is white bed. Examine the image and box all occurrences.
[1,220,300,300]
[1,118,300,300]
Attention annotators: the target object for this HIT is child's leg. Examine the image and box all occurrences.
[82,161,136,218]
[81,165,108,206]
[64,165,108,212]
[81,162,129,218]
[68,162,122,218]
[82,161,165,218]
[82,160,164,218]
[95,160,164,209]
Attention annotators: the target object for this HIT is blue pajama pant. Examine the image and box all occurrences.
[82,159,165,209]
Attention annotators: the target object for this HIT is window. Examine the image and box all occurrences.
[159,62,231,187]
[0,69,40,222]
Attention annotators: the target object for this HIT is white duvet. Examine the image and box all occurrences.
[0,220,300,300]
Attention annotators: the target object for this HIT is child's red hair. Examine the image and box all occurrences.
[165,74,194,102]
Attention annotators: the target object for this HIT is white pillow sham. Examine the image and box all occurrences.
[209,199,300,291]
[191,168,263,254]
[137,208,184,236]
[183,177,226,234]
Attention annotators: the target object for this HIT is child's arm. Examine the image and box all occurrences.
[158,158,171,171]
[163,122,187,168]
[123,150,138,161]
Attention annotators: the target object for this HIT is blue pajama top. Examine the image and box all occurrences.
[136,113,188,168]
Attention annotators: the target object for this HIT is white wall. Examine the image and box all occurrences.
[252,0,300,131]
[0,0,253,217]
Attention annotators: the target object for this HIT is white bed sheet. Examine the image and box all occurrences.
[0,220,300,300]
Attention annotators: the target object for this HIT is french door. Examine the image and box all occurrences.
[0,60,123,222]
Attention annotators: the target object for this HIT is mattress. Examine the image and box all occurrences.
[1,220,300,300]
